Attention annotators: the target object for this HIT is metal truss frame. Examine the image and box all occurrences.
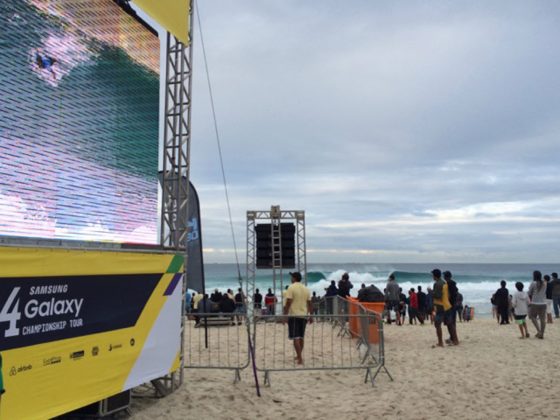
[154,1,194,396]
[246,206,307,314]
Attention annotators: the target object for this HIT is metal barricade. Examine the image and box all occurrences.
[252,312,392,386]
[184,312,250,383]
[356,305,393,385]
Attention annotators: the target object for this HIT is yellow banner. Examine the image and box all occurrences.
[134,0,190,44]
[0,247,184,419]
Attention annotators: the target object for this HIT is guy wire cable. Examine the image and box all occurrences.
[194,0,261,397]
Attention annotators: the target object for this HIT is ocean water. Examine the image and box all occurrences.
[0,1,160,244]
[199,263,559,318]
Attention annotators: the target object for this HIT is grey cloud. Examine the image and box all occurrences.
[190,1,560,263]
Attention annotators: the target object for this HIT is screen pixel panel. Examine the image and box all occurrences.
[0,0,160,244]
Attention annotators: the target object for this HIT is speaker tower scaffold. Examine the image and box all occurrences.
[246,205,307,313]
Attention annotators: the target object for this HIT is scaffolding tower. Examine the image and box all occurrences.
[154,1,194,396]
[246,205,307,313]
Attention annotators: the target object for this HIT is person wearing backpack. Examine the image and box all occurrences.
[443,271,460,345]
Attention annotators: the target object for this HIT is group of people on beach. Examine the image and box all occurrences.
[383,273,469,327]
[187,288,246,326]
[384,269,463,347]
[492,271,560,339]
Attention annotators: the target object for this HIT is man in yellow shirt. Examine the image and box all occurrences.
[431,269,451,347]
[284,272,312,365]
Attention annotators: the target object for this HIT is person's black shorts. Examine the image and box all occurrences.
[386,300,399,311]
[514,314,527,321]
[288,317,307,340]
[434,308,451,325]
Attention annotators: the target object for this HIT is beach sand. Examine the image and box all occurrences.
[130,318,560,419]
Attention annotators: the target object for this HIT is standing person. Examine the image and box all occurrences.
[284,272,312,365]
[226,289,235,301]
[443,271,460,345]
[311,291,321,316]
[544,275,553,324]
[337,272,353,298]
[528,270,547,339]
[192,292,203,326]
[494,281,510,325]
[456,292,464,322]
[551,272,560,319]
[385,274,401,325]
[264,288,277,315]
[426,287,434,324]
[491,294,498,323]
[431,269,452,347]
[512,282,530,339]
[324,280,338,315]
[399,288,407,324]
[417,286,426,324]
[408,288,418,325]
[234,288,245,325]
[253,288,263,313]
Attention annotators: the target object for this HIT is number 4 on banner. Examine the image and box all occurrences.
[0,287,21,337]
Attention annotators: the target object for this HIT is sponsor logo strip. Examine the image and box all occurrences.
[0,274,160,351]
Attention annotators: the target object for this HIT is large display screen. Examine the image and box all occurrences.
[0,0,161,245]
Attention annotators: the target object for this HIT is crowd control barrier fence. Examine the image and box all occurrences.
[252,311,392,387]
[184,300,392,387]
[184,312,250,383]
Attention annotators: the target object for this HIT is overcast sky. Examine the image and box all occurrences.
[187,0,560,264]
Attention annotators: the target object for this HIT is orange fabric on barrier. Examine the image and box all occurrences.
[347,297,361,338]
[360,302,384,344]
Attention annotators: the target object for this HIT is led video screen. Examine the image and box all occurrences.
[0,0,160,245]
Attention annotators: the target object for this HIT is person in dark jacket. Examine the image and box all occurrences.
[337,273,353,298]
[443,271,460,345]
[544,275,553,324]
[494,280,510,325]
[417,285,427,323]
[253,289,263,311]
[551,272,560,319]
[399,288,407,324]
[219,293,236,313]
[324,280,338,315]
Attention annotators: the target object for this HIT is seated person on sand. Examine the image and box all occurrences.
[211,289,222,303]
[193,294,210,326]
[219,293,236,313]
[219,293,236,323]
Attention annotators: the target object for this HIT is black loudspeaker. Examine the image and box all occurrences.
[255,223,295,268]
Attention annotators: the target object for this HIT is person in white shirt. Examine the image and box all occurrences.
[511,282,530,339]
